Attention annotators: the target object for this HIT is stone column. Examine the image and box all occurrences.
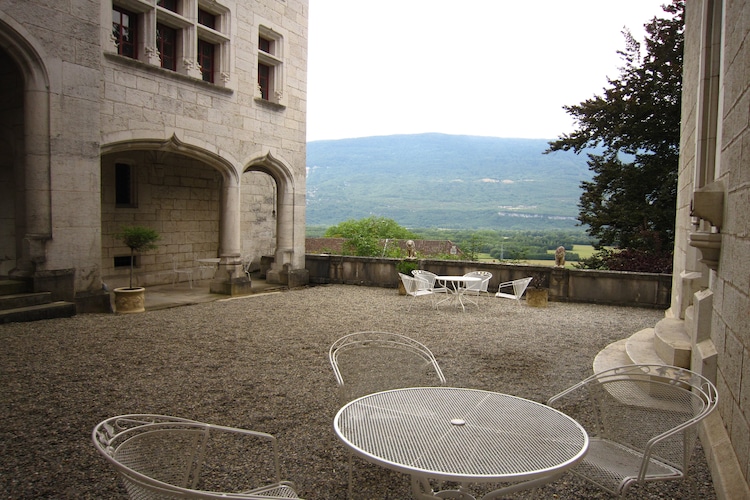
[210,175,250,295]
[17,77,51,275]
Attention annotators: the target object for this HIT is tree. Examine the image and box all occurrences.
[116,225,160,289]
[546,1,684,254]
[324,216,417,256]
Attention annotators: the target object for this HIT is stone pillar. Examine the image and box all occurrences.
[210,176,251,295]
[15,75,51,276]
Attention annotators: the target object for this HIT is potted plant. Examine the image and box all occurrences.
[113,225,160,313]
[526,271,549,307]
[395,259,419,295]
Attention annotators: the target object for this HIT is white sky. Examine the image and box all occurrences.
[306,0,667,142]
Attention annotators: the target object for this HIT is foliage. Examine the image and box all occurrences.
[546,1,683,253]
[325,216,417,257]
[530,271,549,289]
[395,259,419,276]
[116,225,160,289]
[575,248,673,273]
[463,235,484,261]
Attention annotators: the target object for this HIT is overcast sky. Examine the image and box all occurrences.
[306,0,668,142]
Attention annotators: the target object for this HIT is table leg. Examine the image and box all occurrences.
[479,471,564,499]
[411,476,477,500]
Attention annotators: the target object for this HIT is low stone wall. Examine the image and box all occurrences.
[305,254,672,309]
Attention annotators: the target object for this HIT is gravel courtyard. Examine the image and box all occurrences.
[0,284,715,499]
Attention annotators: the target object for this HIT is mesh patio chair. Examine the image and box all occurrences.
[398,272,436,310]
[546,364,717,498]
[411,269,448,294]
[495,277,533,305]
[329,332,446,497]
[92,414,301,499]
[171,256,194,289]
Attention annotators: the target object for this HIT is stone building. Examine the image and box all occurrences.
[0,0,309,311]
[673,0,750,495]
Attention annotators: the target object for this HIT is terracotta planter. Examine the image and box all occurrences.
[398,281,407,295]
[114,287,146,313]
[526,288,549,308]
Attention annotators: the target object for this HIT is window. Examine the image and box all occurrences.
[257,29,283,104]
[198,9,216,30]
[115,163,136,207]
[258,62,271,100]
[110,2,230,85]
[157,0,178,13]
[197,39,215,82]
[157,24,177,71]
[112,6,138,59]
[114,255,135,268]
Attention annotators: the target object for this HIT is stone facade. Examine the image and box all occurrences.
[674,0,750,493]
[0,0,309,308]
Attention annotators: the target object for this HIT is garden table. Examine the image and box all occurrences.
[334,386,588,499]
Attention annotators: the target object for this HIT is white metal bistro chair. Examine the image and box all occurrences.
[411,269,448,294]
[495,276,533,305]
[460,271,493,308]
[329,332,446,498]
[546,364,718,498]
[92,414,301,499]
[171,256,194,289]
[398,272,435,310]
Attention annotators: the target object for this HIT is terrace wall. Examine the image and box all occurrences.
[305,254,671,309]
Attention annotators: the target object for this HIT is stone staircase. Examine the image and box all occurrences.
[594,270,717,376]
[0,278,76,324]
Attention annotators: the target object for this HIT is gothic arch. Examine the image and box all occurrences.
[241,151,304,281]
[101,133,240,184]
[0,14,52,274]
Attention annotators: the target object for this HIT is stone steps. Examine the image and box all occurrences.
[0,278,76,324]
[595,318,692,373]
[0,301,77,324]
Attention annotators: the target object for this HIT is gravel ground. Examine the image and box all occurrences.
[0,284,716,499]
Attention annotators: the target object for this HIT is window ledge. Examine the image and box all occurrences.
[104,52,234,95]
[254,97,286,111]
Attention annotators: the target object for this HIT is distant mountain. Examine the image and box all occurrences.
[306,133,593,230]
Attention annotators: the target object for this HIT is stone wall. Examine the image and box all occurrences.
[306,254,671,309]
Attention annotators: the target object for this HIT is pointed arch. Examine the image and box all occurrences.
[0,14,52,273]
[101,133,240,184]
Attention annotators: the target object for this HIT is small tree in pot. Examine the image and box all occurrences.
[526,271,549,307]
[113,225,160,313]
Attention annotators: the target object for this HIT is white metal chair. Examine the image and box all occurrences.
[461,271,493,296]
[411,269,448,294]
[92,414,301,499]
[546,364,718,498]
[495,276,533,305]
[171,256,194,288]
[329,332,446,497]
[398,272,435,310]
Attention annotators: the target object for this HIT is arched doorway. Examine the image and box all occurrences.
[101,136,238,290]
[242,152,307,286]
[0,18,52,279]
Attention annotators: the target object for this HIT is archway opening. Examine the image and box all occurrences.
[0,48,24,276]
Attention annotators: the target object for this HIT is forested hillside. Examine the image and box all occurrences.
[306,133,593,230]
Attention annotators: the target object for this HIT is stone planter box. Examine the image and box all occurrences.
[114,287,146,314]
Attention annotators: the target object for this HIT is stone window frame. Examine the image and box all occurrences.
[256,23,286,107]
[107,0,232,87]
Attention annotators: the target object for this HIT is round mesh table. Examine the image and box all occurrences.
[334,386,589,499]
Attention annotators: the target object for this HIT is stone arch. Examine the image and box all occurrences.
[0,14,52,275]
[101,134,244,290]
[101,133,239,184]
[242,151,304,283]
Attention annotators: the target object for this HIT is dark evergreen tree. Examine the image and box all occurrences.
[546,1,684,253]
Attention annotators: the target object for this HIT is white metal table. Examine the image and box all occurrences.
[334,387,589,499]
[435,275,482,311]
